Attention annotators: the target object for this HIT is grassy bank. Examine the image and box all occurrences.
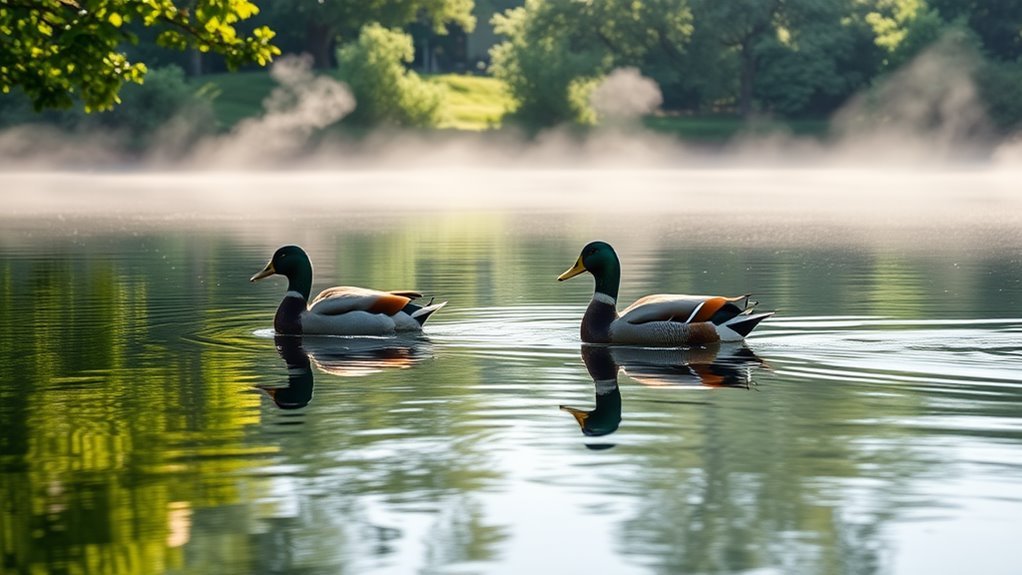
[194,71,828,140]
[196,71,511,131]
[643,115,829,141]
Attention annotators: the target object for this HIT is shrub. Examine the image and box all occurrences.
[489,1,604,126]
[977,59,1022,134]
[336,24,444,128]
[100,65,211,138]
[0,65,211,147]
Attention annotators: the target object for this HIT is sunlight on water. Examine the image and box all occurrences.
[1,172,1021,574]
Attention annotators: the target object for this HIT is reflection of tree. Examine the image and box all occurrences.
[2,221,1008,574]
[0,240,272,575]
[611,353,925,574]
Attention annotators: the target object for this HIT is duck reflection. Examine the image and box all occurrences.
[560,346,623,437]
[258,335,433,409]
[611,344,764,389]
[560,344,765,437]
[302,335,432,378]
[258,336,315,409]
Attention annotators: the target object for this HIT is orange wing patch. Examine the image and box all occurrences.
[691,297,728,323]
[367,294,411,315]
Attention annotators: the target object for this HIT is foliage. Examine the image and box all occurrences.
[0,65,212,146]
[489,1,601,125]
[929,0,1022,62]
[0,0,279,112]
[864,0,946,70]
[98,65,213,139]
[268,0,475,68]
[753,0,878,116]
[337,24,444,128]
[3,0,1022,134]
[977,59,1022,133]
[490,0,692,126]
[488,0,1022,126]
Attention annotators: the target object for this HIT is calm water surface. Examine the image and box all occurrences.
[2,195,1022,574]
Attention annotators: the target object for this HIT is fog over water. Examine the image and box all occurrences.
[3,41,1022,575]
[1,39,1021,175]
[2,41,1020,242]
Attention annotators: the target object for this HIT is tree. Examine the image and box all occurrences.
[928,0,1022,62]
[690,0,781,118]
[336,24,444,127]
[490,0,692,125]
[864,0,946,70]
[269,0,475,69]
[753,0,881,116]
[489,0,606,125]
[0,0,280,112]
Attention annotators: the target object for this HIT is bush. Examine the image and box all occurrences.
[0,65,211,147]
[337,24,444,128]
[977,60,1022,134]
[101,66,211,138]
[489,2,605,126]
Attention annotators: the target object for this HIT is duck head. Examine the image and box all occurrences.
[558,241,621,301]
[250,245,313,300]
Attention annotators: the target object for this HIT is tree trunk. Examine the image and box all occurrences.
[306,21,333,69]
[739,39,755,118]
[189,49,202,76]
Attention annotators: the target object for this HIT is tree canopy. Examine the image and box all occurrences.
[2,0,1021,131]
[490,0,693,124]
[490,0,1022,128]
[268,0,475,69]
[0,0,280,111]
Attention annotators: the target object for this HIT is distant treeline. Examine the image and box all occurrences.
[1,0,1020,133]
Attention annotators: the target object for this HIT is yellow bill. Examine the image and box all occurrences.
[250,262,275,282]
[557,256,587,281]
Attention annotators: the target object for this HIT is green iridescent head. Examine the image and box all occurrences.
[250,245,313,299]
[557,241,621,300]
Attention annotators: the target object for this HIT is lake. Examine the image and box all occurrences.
[2,169,1021,575]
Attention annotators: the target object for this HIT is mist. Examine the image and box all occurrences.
[1,42,1021,224]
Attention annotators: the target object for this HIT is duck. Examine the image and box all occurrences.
[250,245,446,336]
[557,241,771,346]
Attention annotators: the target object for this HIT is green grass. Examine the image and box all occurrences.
[194,70,828,140]
[194,70,512,131]
[195,71,278,129]
[643,114,830,141]
[428,74,513,131]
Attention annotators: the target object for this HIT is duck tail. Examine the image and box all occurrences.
[710,294,758,326]
[719,311,773,341]
[410,301,447,326]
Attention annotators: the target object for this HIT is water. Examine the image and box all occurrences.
[2,174,1022,575]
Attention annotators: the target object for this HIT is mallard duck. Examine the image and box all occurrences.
[557,241,771,346]
[250,245,446,336]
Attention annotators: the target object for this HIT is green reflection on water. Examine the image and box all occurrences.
[1,216,1021,575]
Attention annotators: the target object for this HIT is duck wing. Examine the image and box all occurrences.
[388,290,423,299]
[620,294,750,325]
[308,286,413,316]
